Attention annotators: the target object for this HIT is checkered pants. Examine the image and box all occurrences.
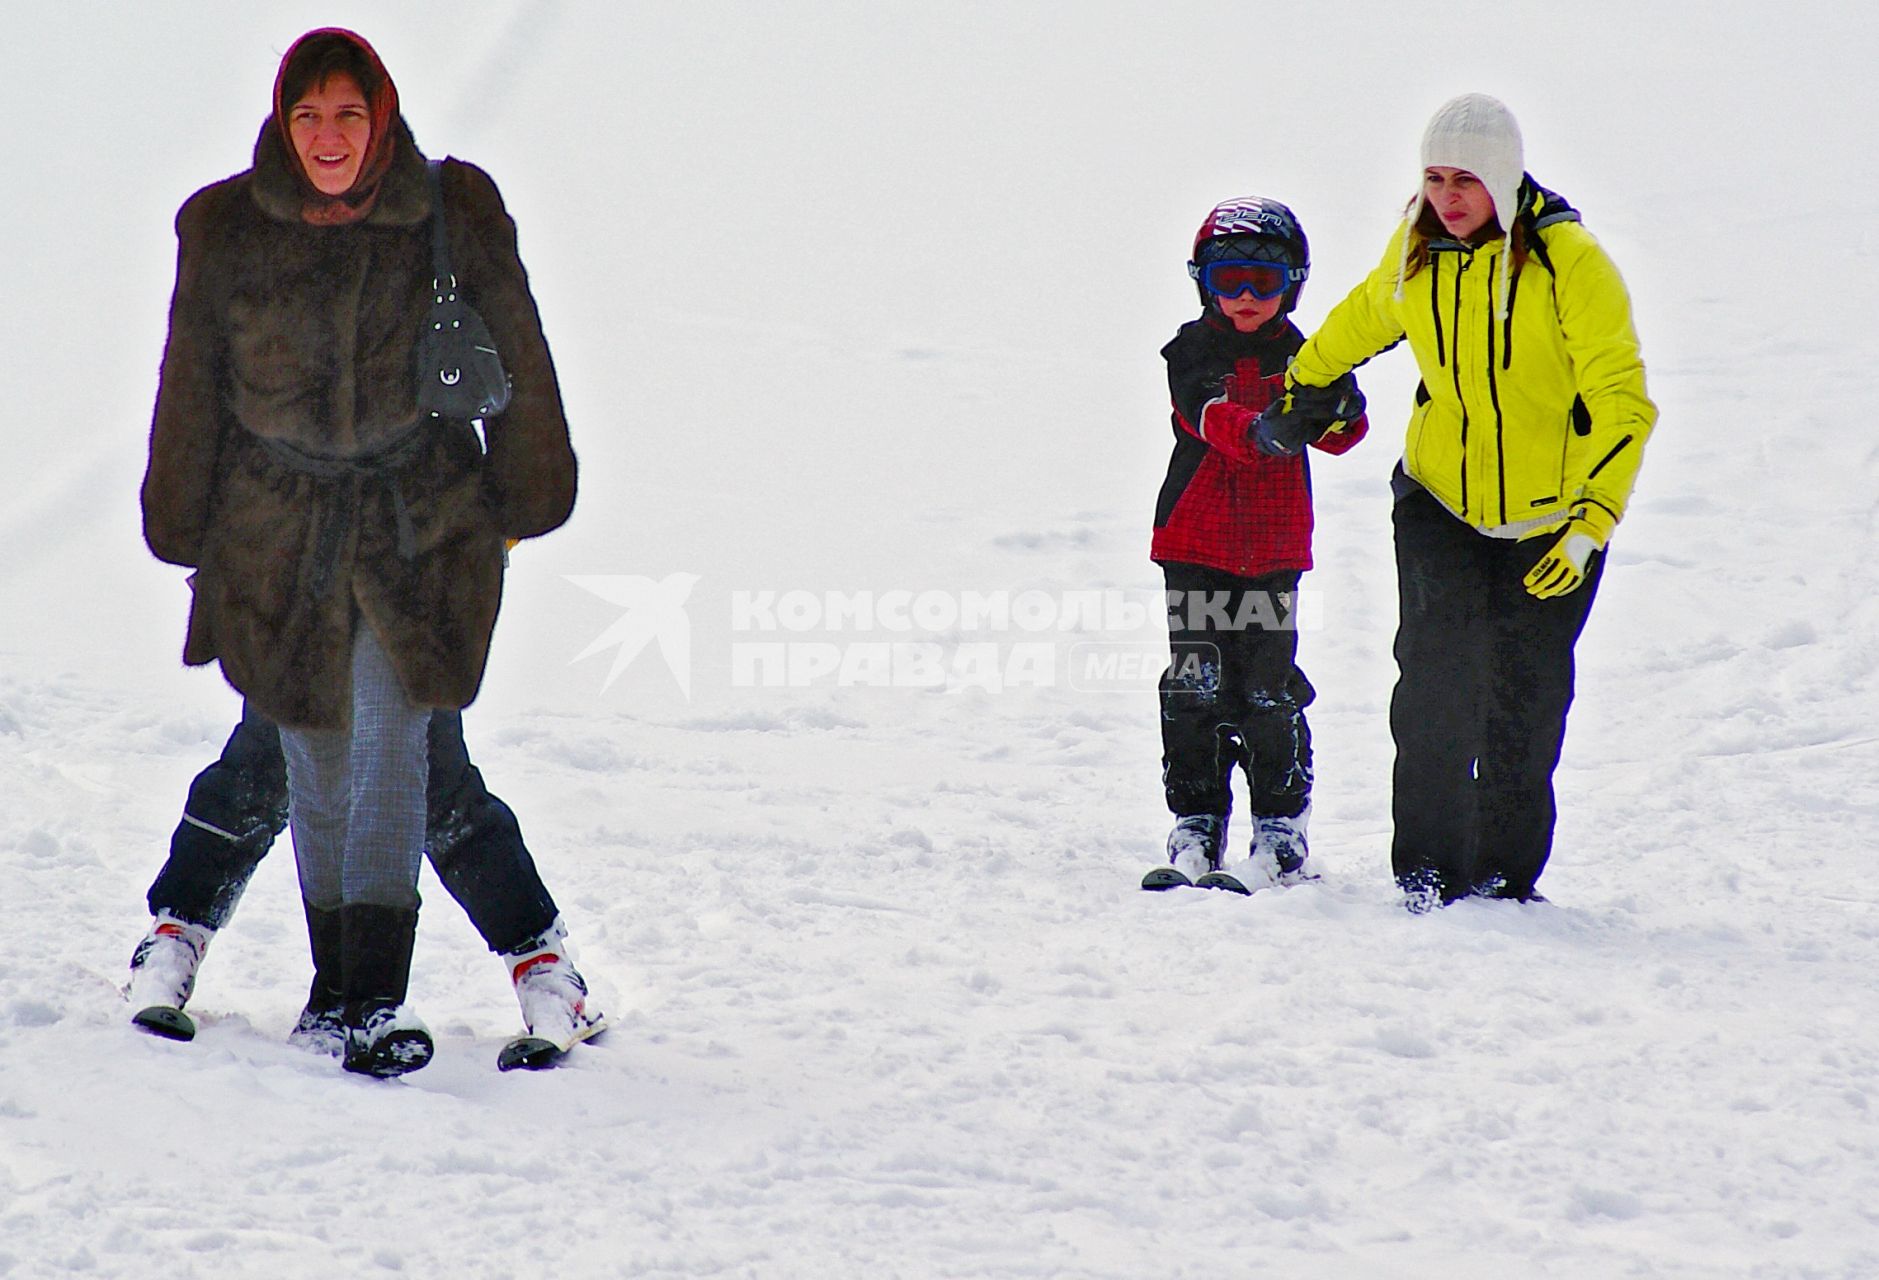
[280,623,431,910]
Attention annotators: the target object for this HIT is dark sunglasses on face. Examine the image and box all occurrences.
[1190,259,1298,300]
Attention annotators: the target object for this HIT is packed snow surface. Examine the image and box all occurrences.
[3,3,1877,1277]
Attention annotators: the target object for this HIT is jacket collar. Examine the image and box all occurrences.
[249,114,430,227]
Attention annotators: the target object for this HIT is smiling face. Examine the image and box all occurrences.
[1423,166,1498,241]
[288,72,371,196]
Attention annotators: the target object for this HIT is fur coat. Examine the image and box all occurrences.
[142,118,576,730]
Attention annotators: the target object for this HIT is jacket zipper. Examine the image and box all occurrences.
[1430,254,1446,367]
[1486,297,1507,527]
[1502,255,1520,369]
[1449,255,1469,515]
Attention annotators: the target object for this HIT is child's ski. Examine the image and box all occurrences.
[131,1005,197,1041]
[1195,866,1322,895]
[496,1014,607,1072]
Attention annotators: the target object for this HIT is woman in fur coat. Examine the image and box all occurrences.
[140,28,577,1075]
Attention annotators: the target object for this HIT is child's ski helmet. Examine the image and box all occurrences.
[1188,196,1311,315]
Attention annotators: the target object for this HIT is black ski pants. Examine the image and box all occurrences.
[1158,563,1314,820]
[145,701,559,954]
[1390,485,1604,902]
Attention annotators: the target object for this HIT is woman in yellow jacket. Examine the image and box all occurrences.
[1252,93,1656,910]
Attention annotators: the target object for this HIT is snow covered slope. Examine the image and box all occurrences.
[2,3,1877,1276]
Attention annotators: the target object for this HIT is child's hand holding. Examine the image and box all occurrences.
[1252,375,1366,457]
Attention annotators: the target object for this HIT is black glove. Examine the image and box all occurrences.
[1252,375,1366,457]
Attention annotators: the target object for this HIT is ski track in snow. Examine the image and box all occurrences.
[6,3,1879,1277]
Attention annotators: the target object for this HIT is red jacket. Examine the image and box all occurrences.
[1151,314,1367,576]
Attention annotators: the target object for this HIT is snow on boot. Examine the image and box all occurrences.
[335,903,429,1077]
[1194,809,1315,896]
[126,911,214,1040]
[1144,814,1228,890]
[342,1001,434,1078]
[1399,868,1447,915]
[288,900,346,1056]
[1168,813,1228,880]
[1251,806,1315,885]
[289,1001,348,1058]
[503,919,606,1055]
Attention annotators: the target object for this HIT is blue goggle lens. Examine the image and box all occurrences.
[1195,259,1295,300]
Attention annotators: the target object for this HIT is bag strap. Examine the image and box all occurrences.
[424,159,454,289]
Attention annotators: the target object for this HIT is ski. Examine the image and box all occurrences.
[131,1005,196,1041]
[497,1014,607,1072]
[1195,867,1322,895]
[498,1035,564,1071]
[1144,865,1310,893]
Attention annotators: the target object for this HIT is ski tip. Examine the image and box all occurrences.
[1140,867,1193,891]
[497,1036,564,1072]
[132,1005,197,1042]
[1194,871,1253,896]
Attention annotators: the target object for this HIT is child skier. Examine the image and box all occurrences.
[1143,197,1367,893]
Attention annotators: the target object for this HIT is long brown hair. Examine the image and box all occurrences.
[1401,197,1530,280]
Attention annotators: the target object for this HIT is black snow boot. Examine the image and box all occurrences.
[338,903,433,1078]
[289,901,347,1056]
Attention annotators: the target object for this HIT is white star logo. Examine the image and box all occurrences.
[565,573,701,697]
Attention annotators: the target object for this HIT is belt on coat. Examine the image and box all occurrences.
[253,420,430,599]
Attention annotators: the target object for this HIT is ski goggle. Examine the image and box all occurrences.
[1189,259,1301,300]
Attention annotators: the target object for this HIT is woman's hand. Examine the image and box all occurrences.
[1523,504,1615,599]
[1253,375,1366,457]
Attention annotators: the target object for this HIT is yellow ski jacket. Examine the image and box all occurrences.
[1290,187,1655,540]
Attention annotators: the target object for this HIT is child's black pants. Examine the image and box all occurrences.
[145,702,559,954]
[1158,563,1313,820]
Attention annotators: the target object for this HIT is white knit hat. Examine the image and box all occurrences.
[1415,93,1523,234]
[1400,93,1526,318]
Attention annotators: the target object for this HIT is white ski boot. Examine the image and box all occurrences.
[126,911,214,1041]
[1142,814,1228,890]
[1199,808,1317,896]
[497,919,606,1070]
[1251,806,1315,886]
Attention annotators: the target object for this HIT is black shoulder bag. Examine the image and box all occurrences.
[416,159,512,420]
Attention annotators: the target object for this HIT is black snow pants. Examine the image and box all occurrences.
[1390,482,1604,902]
[145,702,559,954]
[1158,562,1314,821]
